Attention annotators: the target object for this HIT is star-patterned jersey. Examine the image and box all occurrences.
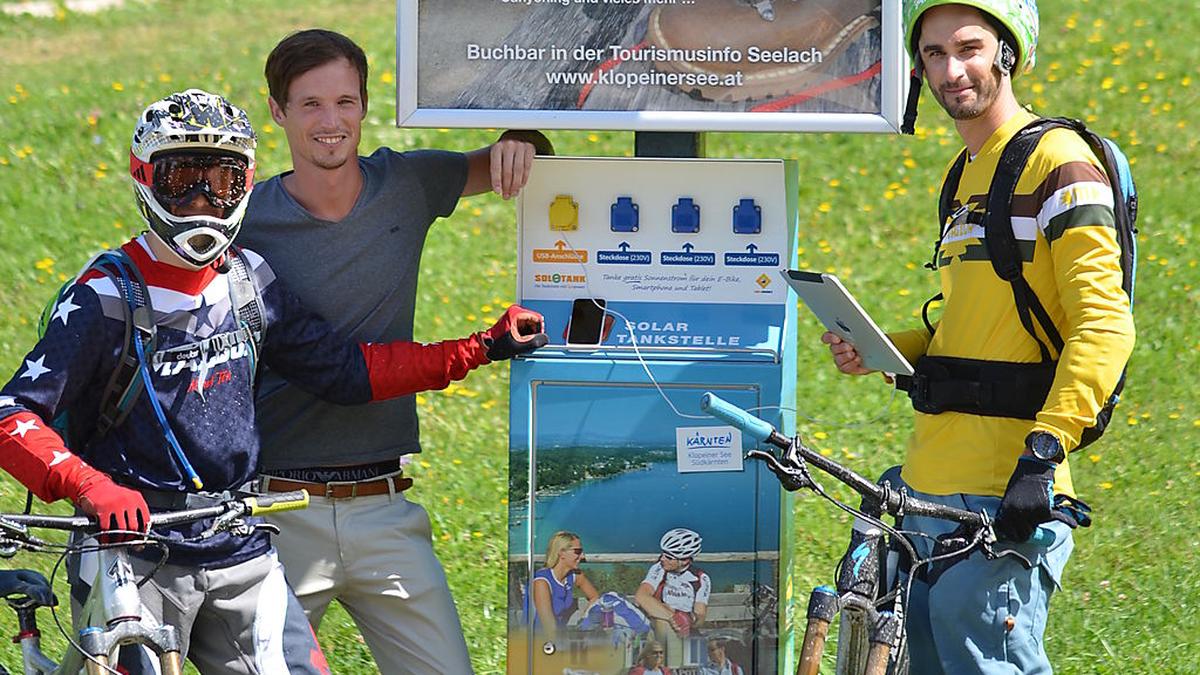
[0,235,490,567]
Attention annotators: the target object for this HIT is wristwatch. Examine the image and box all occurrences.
[1025,431,1065,463]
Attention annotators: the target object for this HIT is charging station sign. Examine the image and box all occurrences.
[517,157,794,353]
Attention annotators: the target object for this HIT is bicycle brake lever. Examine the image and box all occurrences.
[253,522,281,536]
[746,449,813,492]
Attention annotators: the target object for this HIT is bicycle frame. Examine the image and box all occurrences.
[3,490,309,675]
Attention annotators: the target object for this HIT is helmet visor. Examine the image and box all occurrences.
[146,151,251,213]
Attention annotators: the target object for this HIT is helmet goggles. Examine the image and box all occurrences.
[132,150,253,214]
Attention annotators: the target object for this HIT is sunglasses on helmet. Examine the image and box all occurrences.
[132,150,252,211]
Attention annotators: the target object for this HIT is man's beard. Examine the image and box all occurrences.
[935,69,1001,120]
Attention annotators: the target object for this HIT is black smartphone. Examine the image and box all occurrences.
[566,298,607,345]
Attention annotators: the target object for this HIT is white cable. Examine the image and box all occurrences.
[550,232,898,428]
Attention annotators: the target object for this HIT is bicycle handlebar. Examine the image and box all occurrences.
[700,392,1055,546]
[0,490,309,540]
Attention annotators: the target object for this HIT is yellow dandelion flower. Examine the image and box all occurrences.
[1088,454,1101,463]
[819,448,832,457]
[1099,482,1113,490]
[1127,417,1138,426]
[8,96,17,105]
[818,202,831,213]
[416,395,427,405]
[35,257,55,271]
[898,288,911,296]
[884,190,896,200]
[0,157,8,166]
[94,170,106,179]
[420,460,432,469]
[587,133,599,143]
[112,82,124,92]
[828,178,840,187]
[452,458,463,465]
[813,431,828,440]
[158,73,172,83]
[472,531,483,538]
[903,158,916,169]
[1101,77,1114,90]
[380,71,394,84]
[261,123,274,134]
[471,208,483,216]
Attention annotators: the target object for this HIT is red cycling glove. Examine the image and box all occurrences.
[481,305,548,362]
[74,472,150,534]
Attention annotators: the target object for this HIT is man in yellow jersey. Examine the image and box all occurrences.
[821,1,1134,672]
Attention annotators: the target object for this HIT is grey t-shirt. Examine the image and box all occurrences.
[239,147,468,470]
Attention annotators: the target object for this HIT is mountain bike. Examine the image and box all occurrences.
[699,392,1053,675]
[0,490,309,675]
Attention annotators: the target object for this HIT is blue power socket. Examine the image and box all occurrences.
[672,197,700,233]
[733,198,762,234]
[611,197,639,232]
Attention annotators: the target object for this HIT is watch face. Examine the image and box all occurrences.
[1031,433,1062,461]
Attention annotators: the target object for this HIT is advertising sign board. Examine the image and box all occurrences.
[398,0,908,132]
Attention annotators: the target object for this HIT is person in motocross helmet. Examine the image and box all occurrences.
[0,88,546,674]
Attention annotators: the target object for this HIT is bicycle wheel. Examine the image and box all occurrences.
[834,610,909,675]
[834,608,872,675]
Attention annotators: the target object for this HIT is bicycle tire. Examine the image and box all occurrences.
[834,614,910,675]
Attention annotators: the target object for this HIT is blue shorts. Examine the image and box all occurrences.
[889,470,1075,674]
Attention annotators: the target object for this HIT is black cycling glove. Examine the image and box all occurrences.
[994,456,1056,542]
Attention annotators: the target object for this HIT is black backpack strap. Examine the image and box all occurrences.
[938,151,968,236]
[90,251,156,442]
[983,118,1072,362]
[928,150,969,274]
[224,246,267,385]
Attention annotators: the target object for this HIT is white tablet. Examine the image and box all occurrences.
[781,270,915,376]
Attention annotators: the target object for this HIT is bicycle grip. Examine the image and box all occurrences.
[247,490,310,515]
[700,392,774,442]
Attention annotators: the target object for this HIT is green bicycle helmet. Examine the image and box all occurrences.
[900,0,1039,133]
[904,0,1040,76]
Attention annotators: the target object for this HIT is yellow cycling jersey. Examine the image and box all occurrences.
[890,110,1136,498]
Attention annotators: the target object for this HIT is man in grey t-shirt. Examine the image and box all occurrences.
[240,30,552,675]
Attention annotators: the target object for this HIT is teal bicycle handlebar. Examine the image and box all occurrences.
[699,392,1056,548]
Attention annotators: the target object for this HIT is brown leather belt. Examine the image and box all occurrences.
[261,472,413,499]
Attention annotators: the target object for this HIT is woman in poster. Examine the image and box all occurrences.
[628,640,673,675]
[530,530,600,638]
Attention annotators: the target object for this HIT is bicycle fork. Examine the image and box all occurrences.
[76,547,185,675]
[797,514,905,675]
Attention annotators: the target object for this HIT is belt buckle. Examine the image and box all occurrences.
[323,479,358,500]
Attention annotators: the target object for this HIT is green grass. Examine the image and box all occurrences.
[1,0,1198,673]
